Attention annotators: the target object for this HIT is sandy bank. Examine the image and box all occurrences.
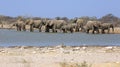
[0,46,120,67]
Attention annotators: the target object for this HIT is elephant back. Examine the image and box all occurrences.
[33,20,42,25]
[33,20,44,28]
[61,24,71,30]
[76,19,84,24]
[16,20,24,26]
[76,19,86,26]
[87,21,99,26]
[50,20,67,28]
[101,23,114,29]
[55,20,67,28]
[25,19,34,25]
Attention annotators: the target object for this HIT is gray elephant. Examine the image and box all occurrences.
[45,20,67,32]
[10,20,26,31]
[76,19,87,32]
[83,21,101,34]
[25,19,45,32]
[70,23,79,32]
[60,23,77,33]
[100,23,114,34]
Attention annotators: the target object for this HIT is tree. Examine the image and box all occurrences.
[100,14,119,23]
[61,17,69,22]
[55,17,61,20]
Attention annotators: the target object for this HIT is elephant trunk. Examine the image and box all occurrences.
[23,26,26,31]
[30,25,34,32]
[110,24,114,32]
[112,26,114,32]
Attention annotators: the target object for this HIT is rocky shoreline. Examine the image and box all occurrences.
[1,45,120,54]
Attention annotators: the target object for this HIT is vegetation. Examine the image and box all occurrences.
[60,61,92,67]
[0,14,120,26]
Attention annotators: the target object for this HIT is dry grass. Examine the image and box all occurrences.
[60,61,92,67]
[92,62,120,67]
[60,62,120,67]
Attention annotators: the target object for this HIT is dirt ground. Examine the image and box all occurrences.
[0,46,120,67]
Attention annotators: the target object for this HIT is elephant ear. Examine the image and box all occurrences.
[27,19,33,24]
[25,19,28,24]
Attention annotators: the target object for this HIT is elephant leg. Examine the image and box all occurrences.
[23,26,26,31]
[39,26,42,32]
[24,27,26,31]
[81,27,84,32]
[108,29,110,34]
[30,25,34,32]
[45,26,49,32]
[52,29,57,33]
[62,29,66,33]
[80,28,83,32]
[17,26,20,31]
[16,27,19,31]
[92,26,95,34]
[45,29,49,32]
[54,30,57,33]
[53,29,55,32]
[70,28,73,33]
[101,29,105,34]
[75,26,79,32]
[39,29,41,32]
[96,29,99,34]
[97,30,99,34]
[19,26,21,31]
[62,29,67,33]
[112,27,114,33]
[39,27,41,32]
[76,28,79,32]
[65,29,67,33]
[51,29,54,32]
[30,27,33,32]
[86,29,89,34]
[92,30,95,34]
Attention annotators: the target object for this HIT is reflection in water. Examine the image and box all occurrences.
[0,29,120,46]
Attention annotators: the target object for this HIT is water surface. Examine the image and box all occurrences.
[0,29,120,46]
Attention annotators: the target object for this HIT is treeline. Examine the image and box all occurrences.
[0,13,120,26]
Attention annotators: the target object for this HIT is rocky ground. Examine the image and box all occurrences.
[0,45,120,67]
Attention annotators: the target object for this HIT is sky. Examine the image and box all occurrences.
[0,0,120,18]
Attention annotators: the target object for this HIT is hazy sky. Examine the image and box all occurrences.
[0,0,120,18]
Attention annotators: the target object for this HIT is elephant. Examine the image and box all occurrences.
[10,20,26,31]
[76,19,87,32]
[0,24,3,28]
[60,23,77,33]
[70,23,79,32]
[100,23,114,34]
[45,19,67,32]
[25,19,45,32]
[83,21,101,34]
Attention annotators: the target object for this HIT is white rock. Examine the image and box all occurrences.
[116,62,120,63]
[74,47,80,50]
[32,51,36,54]
[82,47,87,50]
[105,46,113,49]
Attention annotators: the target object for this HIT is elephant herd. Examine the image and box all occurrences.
[10,18,114,34]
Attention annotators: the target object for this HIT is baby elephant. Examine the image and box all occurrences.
[61,24,74,33]
[100,23,114,34]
